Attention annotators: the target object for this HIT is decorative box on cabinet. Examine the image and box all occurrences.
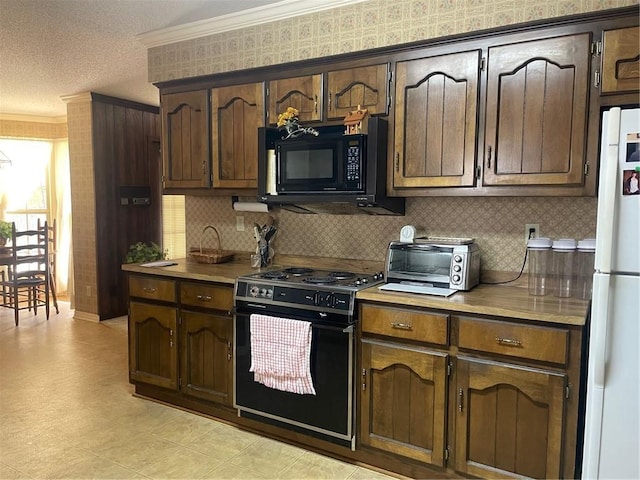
[601,26,640,94]
[161,89,211,189]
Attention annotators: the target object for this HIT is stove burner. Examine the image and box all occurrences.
[283,267,314,276]
[260,271,289,280]
[328,271,356,280]
[303,276,338,285]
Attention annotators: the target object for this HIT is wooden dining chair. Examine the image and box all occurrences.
[0,222,50,326]
[37,218,59,314]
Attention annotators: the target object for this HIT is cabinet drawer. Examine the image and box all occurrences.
[361,304,449,346]
[180,282,233,312]
[458,317,569,365]
[129,275,176,302]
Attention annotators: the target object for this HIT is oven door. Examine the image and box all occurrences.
[234,307,354,447]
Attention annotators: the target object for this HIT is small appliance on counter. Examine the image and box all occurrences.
[380,236,480,296]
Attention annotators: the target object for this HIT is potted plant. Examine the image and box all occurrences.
[124,241,167,264]
[0,220,12,246]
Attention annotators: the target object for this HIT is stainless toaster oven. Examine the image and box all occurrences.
[384,238,480,291]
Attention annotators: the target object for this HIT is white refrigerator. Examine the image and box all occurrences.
[582,106,640,479]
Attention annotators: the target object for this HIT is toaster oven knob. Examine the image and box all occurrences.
[454,255,462,263]
[452,274,461,283]
[453,265,461,272]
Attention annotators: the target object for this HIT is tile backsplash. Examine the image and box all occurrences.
[185,196,597,272]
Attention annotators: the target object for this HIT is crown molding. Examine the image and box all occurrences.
[0,113,67,124]
[60,92,94,105]
[136,0,368,48]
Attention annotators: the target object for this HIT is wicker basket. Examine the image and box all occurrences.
[188,226,234,264]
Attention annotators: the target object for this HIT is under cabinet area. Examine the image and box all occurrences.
[127,274,234,407]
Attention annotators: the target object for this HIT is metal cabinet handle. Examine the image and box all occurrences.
[391,322,413,330]
[395,152,400,172]
[496,336,522,347]
[328,92,332,111]
[196,294,212,302]
[169,329,174,348]
[227,341,232,361]
[362,368,366,391]
[314,95,318,114]
[487,146,492,169]
[143,287,156,293]
[458,388,464,412]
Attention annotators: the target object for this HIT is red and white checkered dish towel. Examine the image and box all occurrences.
[249,314,316,395]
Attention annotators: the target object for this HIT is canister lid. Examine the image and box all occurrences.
[552,238,577,251]
[577,238,596,252]
[527,237,552,249]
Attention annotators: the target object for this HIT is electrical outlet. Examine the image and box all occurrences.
[236,215,245,232]
[525,223,539,243]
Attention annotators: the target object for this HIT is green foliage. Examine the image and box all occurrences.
[124,242,167,264]
[0,221,12,240]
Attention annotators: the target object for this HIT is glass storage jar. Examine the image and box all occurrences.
[552,238,577,298]
[527,237,553,296]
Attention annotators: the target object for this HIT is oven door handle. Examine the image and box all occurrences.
[314,324,354,334]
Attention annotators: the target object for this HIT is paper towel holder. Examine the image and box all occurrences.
[231,196,270,213]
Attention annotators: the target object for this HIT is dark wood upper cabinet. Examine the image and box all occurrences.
[326,64,390,120]
[483,33,591,188]
[211,82,265,189]
[393,50,480,189]
[267,74,322,124]
[601,26,639,94]
[161,90,211,189]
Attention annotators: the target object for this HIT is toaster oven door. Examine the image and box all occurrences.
[386,243,453,285]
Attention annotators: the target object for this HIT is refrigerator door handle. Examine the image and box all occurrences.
[590,273,611,388]
[594,107,621,273]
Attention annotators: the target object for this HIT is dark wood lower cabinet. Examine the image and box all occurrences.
[360,339,448,467]
[180,310,233,406]
[454,357,567,479]
[128,301,178,390]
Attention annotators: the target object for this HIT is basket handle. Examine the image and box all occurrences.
[200,226,221,253]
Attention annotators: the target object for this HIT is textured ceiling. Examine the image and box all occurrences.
[0,0,282,118]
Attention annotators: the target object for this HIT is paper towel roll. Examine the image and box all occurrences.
[266,149,277,195]
[233,201,269,213]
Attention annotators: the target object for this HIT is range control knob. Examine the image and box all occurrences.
[325,293,335,307]
[373,271,384,281]
[249,285,260,297]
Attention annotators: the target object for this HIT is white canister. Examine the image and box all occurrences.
[552,238,577,298]
[574,238,596,300]
[527,237,553,296]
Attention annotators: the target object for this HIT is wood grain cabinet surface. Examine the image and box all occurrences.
[161,90,211,189]
[268,74,323,124]
[601,26,640,94]
[211,82,265,189]
[393,50,481,189]
[482,33,590,188]
[326,64,390,120]
[454,356,566,479]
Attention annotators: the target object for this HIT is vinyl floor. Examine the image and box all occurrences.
[0,302,399,479]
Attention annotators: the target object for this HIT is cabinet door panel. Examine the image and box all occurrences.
[455,357,566,479]
[129,301,178,390]
[180,311,233,405]
[211,82,265,188]
[327,64,389,119]
[602,26,639,93]
[360,340,447,467]
[484,34,590,187]
[268,74,322,124]
[394,50,480,188]
[162,90,210,188]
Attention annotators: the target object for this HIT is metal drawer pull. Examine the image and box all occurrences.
[196,294,212,302]
[496,337,522,347]
[142,287,156,293]
[391,322,413,330]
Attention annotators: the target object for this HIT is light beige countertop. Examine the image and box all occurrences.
[122,255,588,326]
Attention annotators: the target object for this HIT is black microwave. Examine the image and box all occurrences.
[275,130,365,194]
[257,117,405,215]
